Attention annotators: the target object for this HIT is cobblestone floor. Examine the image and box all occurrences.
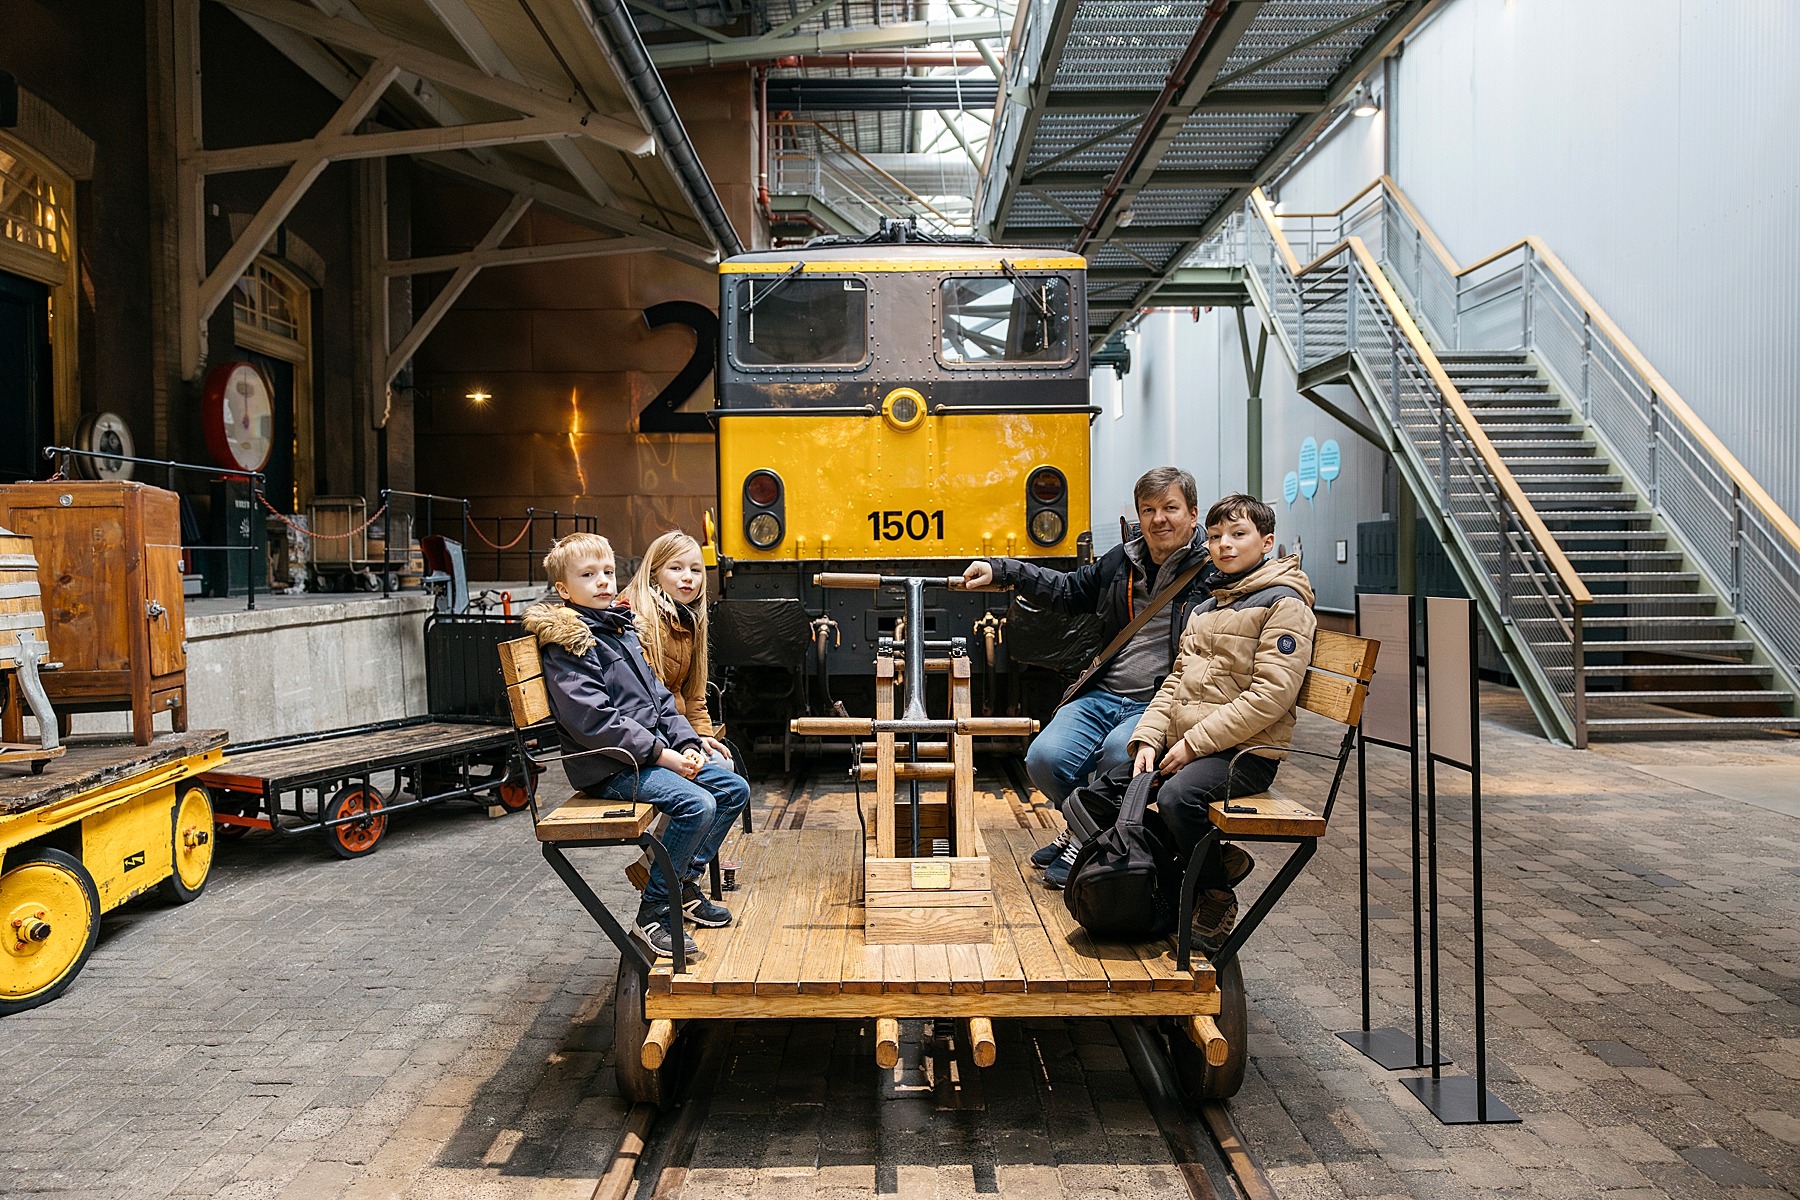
[5,683,1800,1198]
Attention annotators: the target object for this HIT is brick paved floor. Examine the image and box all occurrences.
[6,684,1800,1198]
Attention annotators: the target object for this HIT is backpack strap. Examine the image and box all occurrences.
[1116,770,1157,829]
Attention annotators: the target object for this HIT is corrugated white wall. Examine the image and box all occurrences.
[1393,0,1800,519]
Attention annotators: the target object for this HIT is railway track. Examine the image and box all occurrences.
[585,762,1280,1200]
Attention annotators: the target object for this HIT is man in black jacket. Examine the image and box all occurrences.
[961,467,1220,884]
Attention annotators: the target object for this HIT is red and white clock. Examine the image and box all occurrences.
[201,361,275,473]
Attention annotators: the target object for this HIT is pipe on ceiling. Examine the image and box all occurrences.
[585,0,746,257]
[667,51,1005,72]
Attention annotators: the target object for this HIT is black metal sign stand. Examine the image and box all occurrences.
[1338,593,1450,1070]
[1401,597,1519,1124]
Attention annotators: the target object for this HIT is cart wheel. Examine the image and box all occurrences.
[1166,957,1248,1102]
[0,849,101,1016]
[215,818,251,841]
[31,760,48,775]
[493,779,532,813]
[614,961,669,1108]
[325,784,388,858]
[161,785,215,903]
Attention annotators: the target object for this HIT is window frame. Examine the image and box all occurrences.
[725,272,875,373]
[934,272,1077,371]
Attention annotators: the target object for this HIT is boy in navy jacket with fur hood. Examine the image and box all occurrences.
[523,533,748,959]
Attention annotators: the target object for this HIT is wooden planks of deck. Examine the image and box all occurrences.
[646,826,1217,1021]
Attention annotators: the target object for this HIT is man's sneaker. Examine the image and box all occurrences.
[1030,829,1073,868]
[1191,888,1238,954]
[633,904,700,959]
[1221,844,1256,887]
[680,881,733,928]
[1042,839,1082,889]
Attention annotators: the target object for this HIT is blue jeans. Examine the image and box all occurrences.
[1024,689,1149,808]
[595,762,750,907]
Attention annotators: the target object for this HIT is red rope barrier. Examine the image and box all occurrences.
[258,491,390,539]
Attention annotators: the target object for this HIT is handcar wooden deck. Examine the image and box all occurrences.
[642,826,1218,1017]
[201,717,529,858]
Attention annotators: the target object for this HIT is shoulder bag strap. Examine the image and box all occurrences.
[1116,769,1157,828]
[1057,556,1211,708]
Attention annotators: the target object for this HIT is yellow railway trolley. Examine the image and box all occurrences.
[0,731,223,1015]
[709,225,1094,730]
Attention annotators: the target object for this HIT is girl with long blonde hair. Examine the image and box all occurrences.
[622,530,728,760]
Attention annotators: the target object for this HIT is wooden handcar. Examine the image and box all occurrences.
[0,731,225,1015]
[498,582,1376,1107]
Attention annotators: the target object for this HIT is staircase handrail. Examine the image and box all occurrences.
[1248,189,1593,606]
[1375,177,1800,566]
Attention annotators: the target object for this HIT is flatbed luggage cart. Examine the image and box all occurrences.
[200,718,530,858]
[498,575,1378,1109]
[1,730,225,1015]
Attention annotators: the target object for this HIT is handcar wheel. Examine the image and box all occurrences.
[1166,956,1248,1102]
[0,849,102,1016]
[160,784,215,903]
[493,779,532,813]
[325,783,388,858]
[613,960,668,1108]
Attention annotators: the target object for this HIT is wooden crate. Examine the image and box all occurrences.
[0,483,187,746]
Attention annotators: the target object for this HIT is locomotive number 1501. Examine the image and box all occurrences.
[867,509,945,541]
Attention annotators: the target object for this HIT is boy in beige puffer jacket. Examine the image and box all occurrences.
[1062,493,1315,948]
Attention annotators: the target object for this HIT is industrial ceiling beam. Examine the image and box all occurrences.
[980,0,1087,234]
[1097,0,1439,341]
[1043,86,1328,113]
[197,113,593,174]
[384,193,530,383]
[212,0,653,156]
[1023,167,1256,188]
[766,78,999,112]
[386,234,656,276]
[648,15,1010,69]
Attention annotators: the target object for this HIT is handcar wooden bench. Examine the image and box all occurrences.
[500,578,1375,1108]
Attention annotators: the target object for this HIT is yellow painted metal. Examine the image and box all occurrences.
[1,854,95,1003]
[171,785,215,894]
[720,257,1087,274]
[81,784,177,912]
[719,411,1090,560]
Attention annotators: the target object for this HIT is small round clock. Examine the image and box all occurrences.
[201,360,275,473]
[73,411,137,480]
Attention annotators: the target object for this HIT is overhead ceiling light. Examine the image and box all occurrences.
[466,389,492,404]
[1117,208,1136,227]
[1352,85,1380,118]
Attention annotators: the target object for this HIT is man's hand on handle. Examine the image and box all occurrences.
[960,560,996,589]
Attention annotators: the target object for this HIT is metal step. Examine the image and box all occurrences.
[1581,662,1773,678]
[1579,689,1795,706]
[1584,593,1718,610]
[1538,615,1739,630]
[1487,438,1599,452]
[1539,529,1668,542]
[1526,495,1642,510]
[1443,376,1551,390]
[1586,715,1800,734]
[1502,459,1618,473]
[1581,571,1701,585]
[1436,351,1529,362]
[1458,390,1560,403]
[1448,407,1575,422]
[1548,638,1755,658]
[1440,363,1540,377]
[1515,474,1627,489]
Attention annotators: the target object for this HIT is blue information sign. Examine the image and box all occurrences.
[1282,470,1300,506]
[1319,438,1341,489]
[1298,437,1319,503]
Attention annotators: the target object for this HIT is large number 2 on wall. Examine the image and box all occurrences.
[639,301,719,434]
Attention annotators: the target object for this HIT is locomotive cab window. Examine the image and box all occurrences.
[939,274,1072,366]
[731,274,868,367]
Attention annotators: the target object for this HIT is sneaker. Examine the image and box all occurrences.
[1221,844,1256,887]
[680,881,733,928]
[633,904,700,959]
[1042,840,1081,889]
[1191,888,1238,954]
[1030,830,1073,868]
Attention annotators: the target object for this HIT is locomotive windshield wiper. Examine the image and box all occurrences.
[999,259,1056,324]
[745,262,806,314]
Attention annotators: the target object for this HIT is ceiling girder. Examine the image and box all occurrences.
[648,14,1010,69]
[1042,86,1328,114]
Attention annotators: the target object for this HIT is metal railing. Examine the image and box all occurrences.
[769,120,967,235]
[377,489,598,590]
[1367,179,1800,703]
[1201,194,1593,745]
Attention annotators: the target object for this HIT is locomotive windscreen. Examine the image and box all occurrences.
[732,276,869,367]
[939,276,1072,365]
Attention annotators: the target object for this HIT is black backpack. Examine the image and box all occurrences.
[1061,771,1185,941]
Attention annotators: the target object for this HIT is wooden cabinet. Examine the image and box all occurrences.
[0,482,188,745]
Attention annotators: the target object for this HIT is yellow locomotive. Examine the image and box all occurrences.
[709,224,1093,732]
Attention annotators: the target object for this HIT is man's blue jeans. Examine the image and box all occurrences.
[1024,689,1148,808]
[594,762,750,907]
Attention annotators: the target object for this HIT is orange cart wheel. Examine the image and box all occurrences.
[494,779,532,813]
[325,783,388,859]
[160,784,215,903]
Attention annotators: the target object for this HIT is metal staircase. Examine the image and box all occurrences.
[1201,181,1800,745]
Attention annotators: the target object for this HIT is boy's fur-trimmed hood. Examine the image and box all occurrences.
[522,601,631,656]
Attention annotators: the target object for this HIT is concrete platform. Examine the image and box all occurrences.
[2,681,1797,1198]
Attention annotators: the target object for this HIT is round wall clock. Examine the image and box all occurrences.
[202,361,275,473]
[73,412,136,480]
